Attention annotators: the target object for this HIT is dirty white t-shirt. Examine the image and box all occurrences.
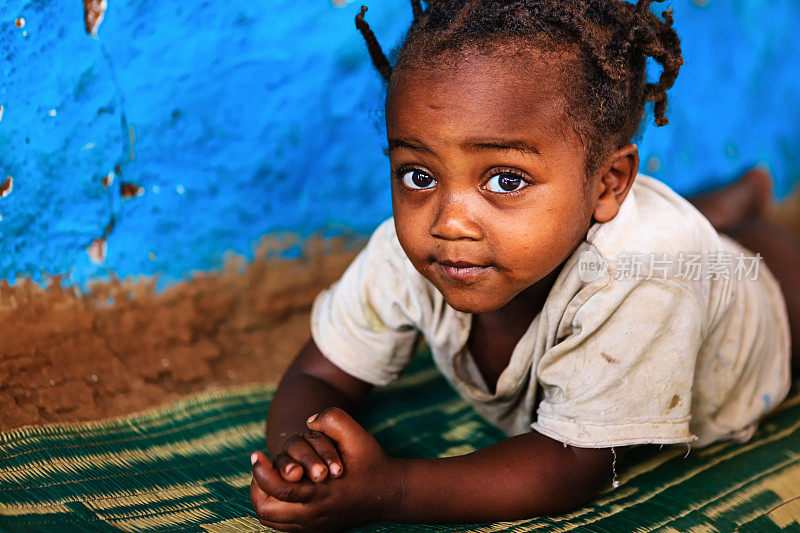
[311,175,792,448]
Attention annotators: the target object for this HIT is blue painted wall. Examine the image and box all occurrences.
[1,0,799,288]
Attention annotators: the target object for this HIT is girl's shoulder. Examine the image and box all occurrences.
[587,174,725,261]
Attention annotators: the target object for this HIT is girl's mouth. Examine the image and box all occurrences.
[436,260,492,282]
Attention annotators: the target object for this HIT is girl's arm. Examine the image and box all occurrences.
[265,339,373,480]
[252,407,627,531]
[388,431,626,522]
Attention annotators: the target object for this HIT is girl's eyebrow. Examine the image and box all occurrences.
[387,137,541,157]
[387,138,435,155]
[463,138,541,156]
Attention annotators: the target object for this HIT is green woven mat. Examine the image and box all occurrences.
[2,350,799,532]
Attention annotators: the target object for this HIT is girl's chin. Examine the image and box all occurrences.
[439,291,508,314]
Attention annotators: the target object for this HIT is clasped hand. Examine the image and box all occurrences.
[250,407,401,532]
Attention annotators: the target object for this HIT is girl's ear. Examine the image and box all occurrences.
[592,143,640,223]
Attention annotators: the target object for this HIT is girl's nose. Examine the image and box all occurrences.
[429,195,482,241]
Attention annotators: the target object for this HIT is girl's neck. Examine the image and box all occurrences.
[467,263,564,395]
[485,263,564,325]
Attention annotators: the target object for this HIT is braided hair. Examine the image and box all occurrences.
[355,0,683,175]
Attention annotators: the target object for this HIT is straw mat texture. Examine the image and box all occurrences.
[1,351,799,532]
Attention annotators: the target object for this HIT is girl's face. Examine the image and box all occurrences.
[386,49,599,314]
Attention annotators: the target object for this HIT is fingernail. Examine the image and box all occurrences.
[312,465,325,479]
[330,463,341,477]
[285,464,297,475]
[306,413,318,425]
[250,452,258,466]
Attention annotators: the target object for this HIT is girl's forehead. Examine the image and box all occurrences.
[391,44,568,87]
[386,51,576,147]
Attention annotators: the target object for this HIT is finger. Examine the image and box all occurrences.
[251,482,303,532]
[251,478,298,533]
[249,477,265,510]
[257,518,302,533]
[282,435,329,482]
[251,485,308,524]
[302,431,344,478]
[273,453,304,482]
[251,451,315,502]
[306,407,372,454]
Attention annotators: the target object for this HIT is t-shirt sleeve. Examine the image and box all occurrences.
[310,220,422,386]
[531,278,703,447]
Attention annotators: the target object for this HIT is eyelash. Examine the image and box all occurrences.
[394,167,435,190]
[394,166,533,194]
[483,168,531,194]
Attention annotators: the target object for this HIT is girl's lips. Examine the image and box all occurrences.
[436,261,492,282]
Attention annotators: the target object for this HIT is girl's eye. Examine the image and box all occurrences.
[484,173,527,193]
[401,170,436,190]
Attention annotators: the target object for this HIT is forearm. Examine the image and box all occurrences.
[265,371,353,457]
[384,432,618,523]
[265,338,373,458]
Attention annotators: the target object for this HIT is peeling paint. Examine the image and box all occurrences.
[102,220,115,239]
[14,18,24,29]
[128,124,136,160]
[120,183,143,199]
[0,177,13,199]
[102,172,114,189]
[87,238,107,264]
[0,105,4,123]
[83,0,107,37]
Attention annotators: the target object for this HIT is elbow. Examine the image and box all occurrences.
[532,442,624,517]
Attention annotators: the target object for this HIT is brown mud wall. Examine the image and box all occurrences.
[0,238,356,433]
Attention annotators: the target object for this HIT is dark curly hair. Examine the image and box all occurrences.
[355,0,683,176]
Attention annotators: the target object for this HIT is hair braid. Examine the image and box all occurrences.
[450,0,483,32]
[547,3,624,81]
[355,6,392,82]
[627,0,683,126]
[411,0,423,21]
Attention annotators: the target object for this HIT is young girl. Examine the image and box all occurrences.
[249,1,800,530]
